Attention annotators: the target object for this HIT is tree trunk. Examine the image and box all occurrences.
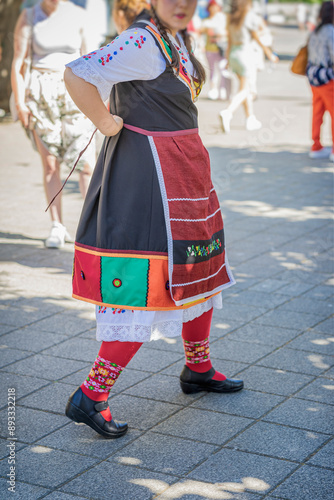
[0,0,22,112]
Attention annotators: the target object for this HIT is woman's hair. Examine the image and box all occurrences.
[229,0,251,27]
[315,1,334,32]
[150,5,206,87]
[114,0,150,26]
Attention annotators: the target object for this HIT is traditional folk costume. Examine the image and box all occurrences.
[65,11,242,438]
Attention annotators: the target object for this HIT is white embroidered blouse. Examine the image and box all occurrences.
[66,23,195,102]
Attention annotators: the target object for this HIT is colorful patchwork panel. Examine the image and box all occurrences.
[100,255,149,307]
[72,249,102,303]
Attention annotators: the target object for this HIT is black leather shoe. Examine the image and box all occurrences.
[65,387,128,439]
[180,365,244,394]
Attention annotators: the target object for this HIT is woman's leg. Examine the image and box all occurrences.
[180,309,243,393]
[229,75,252,115]
[206,51,220,99]
[220,75,251,132]
[311,85,326,152]
[66,340,142,438]
[33,131,62,223]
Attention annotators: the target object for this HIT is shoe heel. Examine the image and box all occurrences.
[180,381,201,394]
[65,401,85,424]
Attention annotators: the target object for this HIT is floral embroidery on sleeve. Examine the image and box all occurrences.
[82,31,147,66]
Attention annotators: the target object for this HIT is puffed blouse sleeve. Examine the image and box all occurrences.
[66,27,166,102]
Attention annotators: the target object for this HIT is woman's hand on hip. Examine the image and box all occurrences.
[98,114,123,137]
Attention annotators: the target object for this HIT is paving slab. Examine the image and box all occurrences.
[1,353,89,380]
[0,347,32,369]
[124,373,203,405]
[126,347,183,373]
[0,445,98,488]
[272,465,334,500]
[257,346,334,376]
[155,479,263,500]
[0,438,26,460]
[234,365,313,396]
[110,431,219,476]
[190,390,284,419]
[225,324,301,348]
[309,316,334,335]
[294,377,334,405]
[228,421,329,462]
[0,478,50,499]
[36,424,142,459]
[106,394,182,431]
[155,407,251,445]
[0,327,68,353]
[188,448,298,493]
[44,493,89,500]
[224,290,288,309]
[302,285,334,301]
[0,372,50,409]
[0,406,68,443]
[264,398,333,435]
[18,382,81,414]
[306,438,334,469]
[251,309,325,331]
[286,331,334,355]
[60,462,176,499]
[209,338,274,364]
[32,311,95,336]
[42,337,100,363]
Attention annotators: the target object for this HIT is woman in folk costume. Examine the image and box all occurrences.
[64,0,243,439]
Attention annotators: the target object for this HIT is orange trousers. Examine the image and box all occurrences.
[311,80,334,151]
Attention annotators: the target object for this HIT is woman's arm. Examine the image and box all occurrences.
[251,30,278,63]
[11,10,32,128]
[64,67,123,136]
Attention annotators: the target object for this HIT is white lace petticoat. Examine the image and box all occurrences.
[95,294,223,342]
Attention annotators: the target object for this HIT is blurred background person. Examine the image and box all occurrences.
[201,0,231,101]
[306,0,334,161]
[249,12,273,100]
[11,0,96,249]
[296,2,308,31]
[112,0,150,34]
[219,0,278,133]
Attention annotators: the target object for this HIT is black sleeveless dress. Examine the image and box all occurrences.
[72,13,235,312]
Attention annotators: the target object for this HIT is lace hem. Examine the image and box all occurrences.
[95,294,222,342]
[67,58,111,102]
[96,320,182,342]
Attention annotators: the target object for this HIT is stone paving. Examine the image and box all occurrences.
[0,26,333,500]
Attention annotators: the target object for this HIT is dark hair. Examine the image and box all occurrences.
[150,5,206,88]
[316,1,334,32]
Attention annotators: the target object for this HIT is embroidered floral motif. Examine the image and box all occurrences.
[83,34,147,65]
[111,308,126,314]
[98,306,107,314]
[186,238,222,258]
[84,355,124,393]
[183,338,210,364]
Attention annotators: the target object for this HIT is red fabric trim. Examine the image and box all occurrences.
[75,242,167,257]
[123,123,198,137]
[173,264,230,302]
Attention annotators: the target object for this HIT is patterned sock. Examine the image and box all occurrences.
[182,309,226,381]
[81,340,142,421]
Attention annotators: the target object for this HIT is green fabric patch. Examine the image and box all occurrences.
[161,37,172,58]
[100,256,149,307]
